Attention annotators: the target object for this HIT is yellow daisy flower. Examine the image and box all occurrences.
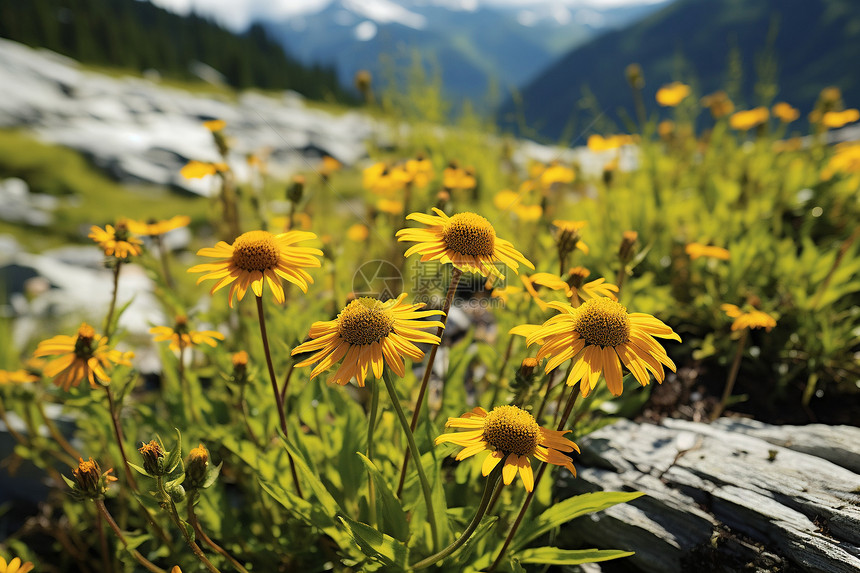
[721,304,777,332]
[89,221,143,259]
[346,223,370,242]
[566,267,619,302]
[553,219,590,255]
[729,107,770,131]
[539,163,575,189]
[523,298,680,396]
[126,215,191,237]
[686,243,730,260]
[291,294,444,386]
[203,119,226,132]
[822,109,860,129]
[188,230,322,307]
[700,91,735,118]
[149,315,225,353]
[33,323,134,391]
[772,102,800,123]
[180,160,228,179]
[442,163,476,191]
[0,369,39,385]
[0,556,34,573]
[396,208,534,278]
[656,82,691,107]
[435,405,579,492]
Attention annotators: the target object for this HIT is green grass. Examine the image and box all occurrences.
[0,129,211,251]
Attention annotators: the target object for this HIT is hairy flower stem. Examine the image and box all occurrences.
[35,397,81,459]
[95,500,166,573]
[105,386,138,493]
[382,368,440,553]
[103,262,122,342]
[366,378,380,528]
[411,467,502,570]
[490,384,580,571]
[396,268,462,497]
[187,492,250,573]
[157,477,221,573]
[255,295,303,499]
[712,329,748,421]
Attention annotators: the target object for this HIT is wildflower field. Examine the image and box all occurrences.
[1,69,859,573]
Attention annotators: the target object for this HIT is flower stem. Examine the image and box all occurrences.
[105,386,138,493]
[35,397,81,459]
[396,268,461,497]
[154,234,175,290]
[489,383,580,571]
[712,329,748,421]
[255,295,303,498]
[411,465,502,570]
[156,477,221,573]
[104,261,122,342]
[382,368,440,553]
[366,377,380,528]
[95,499,166,573]
[187,492,250,573]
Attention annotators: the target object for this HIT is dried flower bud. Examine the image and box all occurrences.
[71,457,117,499]
[287,176,305,204]
[519,357,538,379]
[625,63,644,89]
[139,440,165,476]
[186,443,210,489]
[618,230,639,263]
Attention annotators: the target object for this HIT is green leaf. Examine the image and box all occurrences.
[127,462,153,478]
[516,547,635,565]
[61,474,77,489]
[164,428,182,474]
[279,434,342,520]
[357,453,409,542]
[337,515,410,570]
[512,491,644,551]
[202,461,222,489]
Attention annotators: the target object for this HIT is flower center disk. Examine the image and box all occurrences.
[232,231,280,271]
[482,405,540,456]
[573,298,631,347]
[442,213,496,257]
[337,298,396,346]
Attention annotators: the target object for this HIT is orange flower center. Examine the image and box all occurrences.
[573,298,631,347]
[483,405,540,456]
[442,213,496,257]
[232,231,280,272]
[337,298,395,346]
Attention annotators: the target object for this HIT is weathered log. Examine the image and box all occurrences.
[559,418,860,573]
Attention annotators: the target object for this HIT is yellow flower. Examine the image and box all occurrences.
[0,369,39,385]
[729,107,770,131]
[404,156,434,187]
[553,219,589,255]
[202,119,226,132]
[33,323,133,391]
[188,230,322,307]
[181,160,227,179]
[822,142,860,179]
[772,102,800,123]
[89,221,143,259]
[291,294,444,386]
[126,215,191,237]
[700,91,734,118]
[721,304,777,332]
[377,198,404,215]
[435,405,579,492]
[822,109,860,129]
[320,155,342,174]
[0,557,34,573]
[539,163,575,189]
[519,272,571,310]
[656,82,691,107]
[363,162,409,195]
[513,203,543,222]
[586,134,635,152]
[171,568,182,573]
[520,298,680,396]
[493,189,521,211]
[397,208,534,278]
[442,164,476,190]
[567,267,619,302]
[686,242,730,260]
[72,456,117,498]
[346,223,370,242]
[150,316,225,353]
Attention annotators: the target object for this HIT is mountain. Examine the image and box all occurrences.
[0,0,352,102]
[501,0,860,141]
[265,0,671,104]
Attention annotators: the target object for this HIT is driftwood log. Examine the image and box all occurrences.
[559,418,860,572]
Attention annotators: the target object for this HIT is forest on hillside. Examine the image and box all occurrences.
[0,0,353,102]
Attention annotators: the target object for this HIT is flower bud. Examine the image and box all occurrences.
[71,457,117,499]
[139,440,165,476]
[186,443,210,489]
[618,230,639,264]
[625,63,644,89]
[167,482,186,503]
[287,176,305,204]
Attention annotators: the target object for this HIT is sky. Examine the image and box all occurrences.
[147,0,667,31]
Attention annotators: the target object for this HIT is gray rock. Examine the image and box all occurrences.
[564,418,860,573]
